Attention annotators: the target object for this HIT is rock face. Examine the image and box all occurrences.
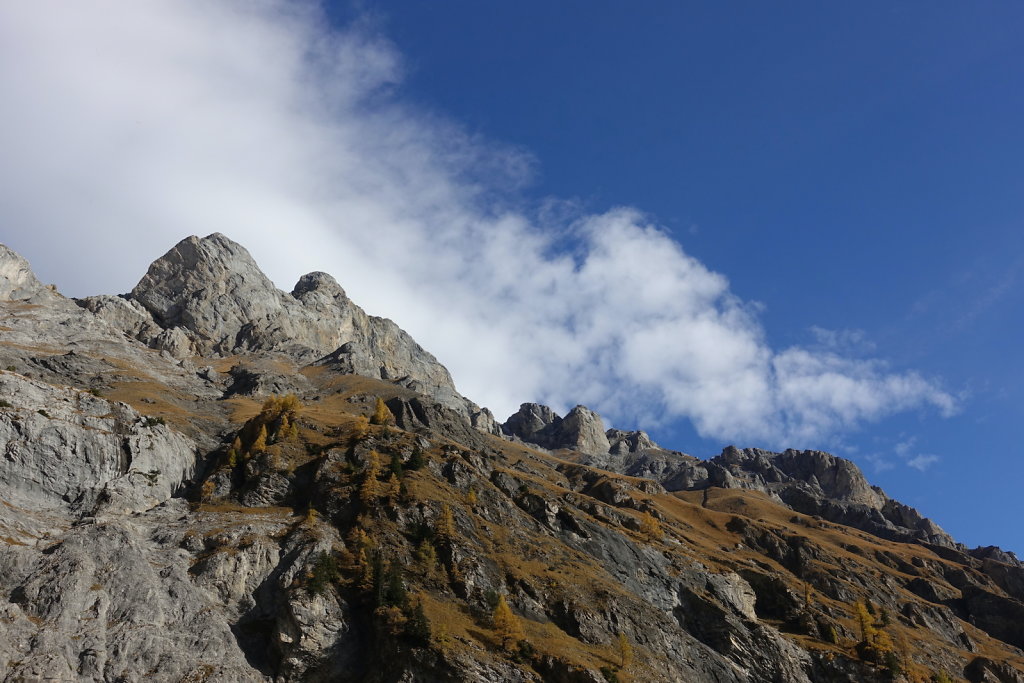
[502,403,610,453]
[0,372,193,516]
[2,236,1023,682]
[127,235,455,392]
[503,399,956,550]
[0,244,55,302]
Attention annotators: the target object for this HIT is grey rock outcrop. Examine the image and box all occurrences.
[715,447,957,547]
[0,372,194,516]
[607,428,657,455]
[0,244,57,302]
[127,234,456,397]
[502,403,610,454]
[117,234,500,431]
[560,405,610,453]
[503,402,561,445]
[584,439,961,549]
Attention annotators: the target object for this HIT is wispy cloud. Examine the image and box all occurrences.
[907,454,940,472]
[865,453,897,473]
[0,1,956,447]
[894,437,917,458]
[809,326,875,354]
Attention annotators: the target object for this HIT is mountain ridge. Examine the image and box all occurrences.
[1,234,1022,682]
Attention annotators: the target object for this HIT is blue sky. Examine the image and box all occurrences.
[335,1,1024,551]
[1,2,1021,553]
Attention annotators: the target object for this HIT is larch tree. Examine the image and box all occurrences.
[436,504,455,545]
[370,397,394,426]
[617,631,634,669]
[492,595,525,651]
[251,424,268,453]
[640,511,662,540]
[360,451,382,507]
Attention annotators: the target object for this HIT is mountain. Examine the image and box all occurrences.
[1,234,1022,682]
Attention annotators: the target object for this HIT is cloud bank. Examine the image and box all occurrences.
[0,1,955,445]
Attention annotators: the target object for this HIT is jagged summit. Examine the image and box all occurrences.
[500,399,957,549]
[130,232,280,329]
[2,236,1024,681]
[0,243,56,302]
[83,234,462,407]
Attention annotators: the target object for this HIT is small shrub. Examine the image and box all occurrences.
[389,452,404,479]
[87,388,102,397]
[307,552,340,595]
[0,399,11,408]
[405,597,431,644]
[5,366,15,372]
[350,415,370,443]
[483,588,501,611]
[144,416,166,427]
[516,638,535,661]
[407,445,426,470]
[414,540,437,572]
[640,511,662,540]
[37,409,50,418]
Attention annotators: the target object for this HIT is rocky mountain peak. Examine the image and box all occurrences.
[130,233,281,346]
[291,270,346,300]
[502,402,559,443]
[560,405,611,453]
[502,402,612,453]
[0,244,54,302]
[606,428,657,455]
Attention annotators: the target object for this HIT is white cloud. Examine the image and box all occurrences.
[0,1,956,447]
[907,454,940,472]
[894,437,917,458]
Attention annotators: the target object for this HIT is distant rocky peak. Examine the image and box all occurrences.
[503,402,560,440]
[561,405,611,453]
[502,402,613,454]
[138,233,269,289]
[713,446,883,507]
[0,244,55,302]
[606,428,657,455]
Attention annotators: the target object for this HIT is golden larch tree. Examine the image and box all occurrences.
[359,451,382,506]
[617,631,634,669]
[436,503,456,544]
[370,397,394,426]
[640,511,662,540]
[251,424,268,453]
[492,594,525,651]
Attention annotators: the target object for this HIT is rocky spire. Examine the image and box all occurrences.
[0,244,55,302]
[502,402,611,454]
[124,233,463,410]
[130,233,282,352]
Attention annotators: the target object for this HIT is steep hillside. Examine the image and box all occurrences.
[1,235,1022,682]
